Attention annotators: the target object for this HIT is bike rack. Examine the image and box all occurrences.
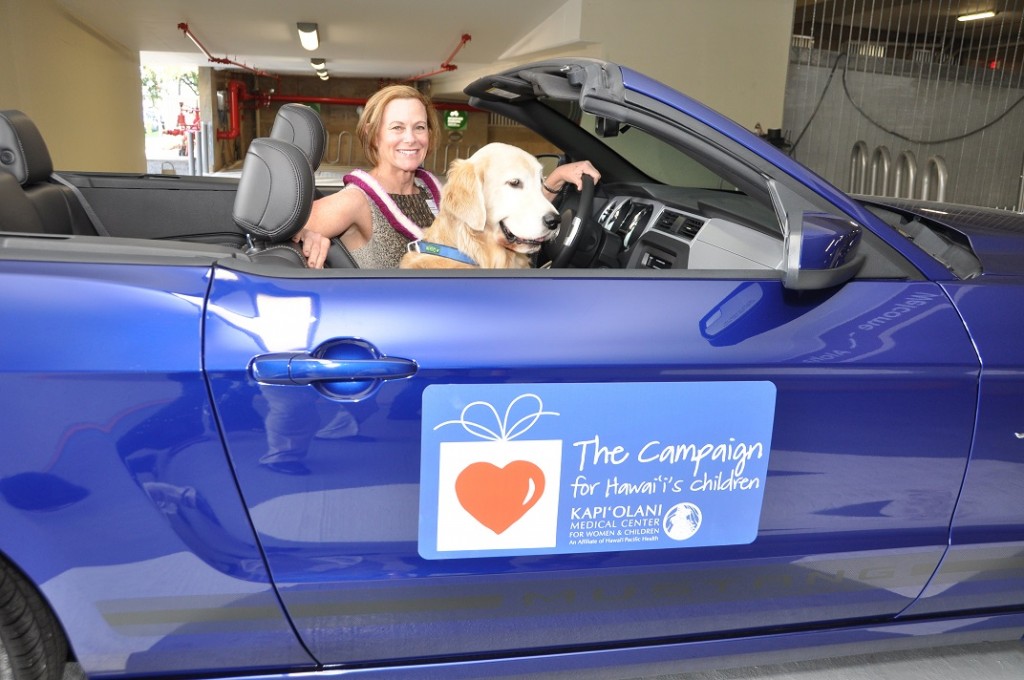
[850,141,948,201]
[849,141,868,194]
[869,145,892,196]
[920,155,948,202]
[893,150,918,199]
[329,131,353,166]
[442,143,463,171]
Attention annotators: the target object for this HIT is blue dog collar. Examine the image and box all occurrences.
[407,240,478,266]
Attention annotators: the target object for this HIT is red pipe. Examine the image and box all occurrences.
[260,91,479,111]
[262,94,376,107]
[179,20,475,140]
[216,80,479,142]
[409,34,471,81]
[216,80,245,140]
[178,23,278,81]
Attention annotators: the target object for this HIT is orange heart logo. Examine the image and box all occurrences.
[455,461,545,534]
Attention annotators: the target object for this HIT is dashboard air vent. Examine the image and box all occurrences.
[654,210,704,238]
[677,217,704,237]
[655,210,681,232]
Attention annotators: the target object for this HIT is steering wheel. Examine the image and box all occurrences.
[543,173,595,268]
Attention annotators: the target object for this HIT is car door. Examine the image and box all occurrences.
[204,248,979,665]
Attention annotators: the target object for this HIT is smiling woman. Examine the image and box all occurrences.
[290,84,595,269]
[289,84,443,268]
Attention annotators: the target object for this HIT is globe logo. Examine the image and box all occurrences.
[663,502,702,541]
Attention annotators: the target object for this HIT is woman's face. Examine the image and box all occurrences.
[374,97,429,172]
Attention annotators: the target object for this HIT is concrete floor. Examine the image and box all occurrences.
[642,641,1024,680]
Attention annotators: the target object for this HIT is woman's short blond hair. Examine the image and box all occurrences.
[357,84,439,167]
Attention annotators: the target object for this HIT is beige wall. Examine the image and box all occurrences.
[0,0,793,173]
[437,0,795,133]
[0,0,146,172]
[581,0,795,131]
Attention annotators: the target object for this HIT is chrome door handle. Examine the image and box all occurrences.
[251,352,418,385]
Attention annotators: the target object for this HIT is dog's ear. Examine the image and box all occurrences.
[441,159,486,231]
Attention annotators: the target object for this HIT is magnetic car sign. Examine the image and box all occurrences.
[418,382,776,559]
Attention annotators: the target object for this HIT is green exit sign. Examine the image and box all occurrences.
[444,110,468,130]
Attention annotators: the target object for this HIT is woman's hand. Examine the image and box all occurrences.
[544,160,601,195]
[292,228,332,269]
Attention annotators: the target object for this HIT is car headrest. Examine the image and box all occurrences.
[232,138,314,243]
[270,103,326,170]
[0,110,54,186]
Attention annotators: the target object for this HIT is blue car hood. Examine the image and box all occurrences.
[865,198,1024,277]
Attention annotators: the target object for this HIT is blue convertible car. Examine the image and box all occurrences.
[1,58,1023,680]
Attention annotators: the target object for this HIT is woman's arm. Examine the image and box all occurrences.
[542,160,601,198]
[292,187,371,268]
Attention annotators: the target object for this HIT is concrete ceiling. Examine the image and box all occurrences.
[58,0,579,92]
[794,0,1024,36]
[57,1,1023,92]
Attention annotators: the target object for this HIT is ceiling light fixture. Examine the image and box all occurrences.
[297,22,319,51]
[310,58,326,71]
[319,72,329,81]
[957,10,996,21]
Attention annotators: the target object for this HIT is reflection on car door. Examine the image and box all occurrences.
[205,267,978,665]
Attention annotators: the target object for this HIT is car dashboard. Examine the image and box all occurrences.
[586,184,786,272]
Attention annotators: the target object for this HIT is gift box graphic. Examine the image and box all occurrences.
[429,393,562,554]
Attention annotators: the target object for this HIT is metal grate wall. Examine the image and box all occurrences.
[784,0,1024,209]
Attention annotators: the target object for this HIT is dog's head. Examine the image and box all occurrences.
[440,143,560,254]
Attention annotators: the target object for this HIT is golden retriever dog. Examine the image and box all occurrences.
[400,143,560,269]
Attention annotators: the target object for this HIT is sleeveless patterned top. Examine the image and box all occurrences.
[348,179,438,268]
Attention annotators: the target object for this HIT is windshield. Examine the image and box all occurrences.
[539,99,740,191]
[577,112,739,191]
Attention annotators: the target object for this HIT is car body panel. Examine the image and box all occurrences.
[101,612,1024,680]
[902,281,1024,616]
[0,258,313,675]
[863,197,1024,276]
[205,266,978,665]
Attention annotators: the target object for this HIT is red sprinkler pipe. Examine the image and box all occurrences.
[216,80,478,141]
[178,23,279,81]
[409,34,472,81]
[259,91,478,111]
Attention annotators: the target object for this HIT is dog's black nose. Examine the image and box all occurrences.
[543,211,560,230]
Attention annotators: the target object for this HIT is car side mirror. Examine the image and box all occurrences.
[769,179,864,291]
[783,212,863,290]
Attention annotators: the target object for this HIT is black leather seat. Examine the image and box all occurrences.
[270,103,327,171]
[0,173,45,233]
[232,137,315,267]
[0,110,100,235]
[268,103,357,268]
